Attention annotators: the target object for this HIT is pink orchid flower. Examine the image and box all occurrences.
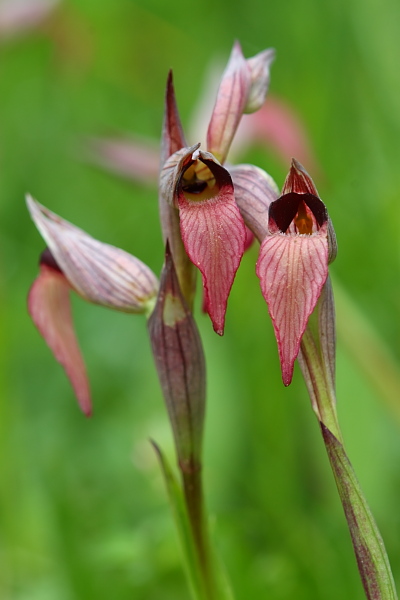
[256,160,336,385]
[26,195,158,415]
[159,42,275,335]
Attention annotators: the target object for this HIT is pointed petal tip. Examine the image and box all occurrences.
[257,235,328,390]
[26,194,49,225]
[82,404,93,417]
[265,47,276,61]
[283,158,318,196]
[166,69,174,92]
[291,157,302,169]
[26,192,37,213]
[232,39,243,54]
[289,158,308,178]
[282,368,293,387]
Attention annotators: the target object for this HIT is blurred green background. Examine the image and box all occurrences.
[1,0,400,598]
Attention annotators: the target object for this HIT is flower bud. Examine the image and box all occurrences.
[148,245,206,468]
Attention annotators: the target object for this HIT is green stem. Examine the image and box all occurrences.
[298,282,398,600]
[180,461,217,600]
[299,326,342,442]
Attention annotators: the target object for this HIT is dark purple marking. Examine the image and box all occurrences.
[39,248,62,273]
[269,192,327,232]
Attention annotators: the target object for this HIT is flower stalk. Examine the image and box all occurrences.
[298,258,397,600]
[148,246,231,600]
[297,277,342,442]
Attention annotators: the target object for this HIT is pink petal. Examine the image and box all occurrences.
[257,233,328,385]
[207,42,251,164]
[207,43,274,163]
[28,263,92,415]
[230,163,279,242]
[27,195,158,313]
[85,136,160,185]
[178,158,246,335]
[244,48,275,113]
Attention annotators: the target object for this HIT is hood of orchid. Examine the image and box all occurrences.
[256,159,336,386]
[160,144,246,335]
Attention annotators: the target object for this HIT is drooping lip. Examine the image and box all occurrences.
[176,151,246,335]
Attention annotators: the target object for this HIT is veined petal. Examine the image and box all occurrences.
[283,157,319,195]
[207,42,274,163]
[26,195,158,313]
[244,48,275,113]
[257,232,329,385]
[206,41,251,163]
[178,153,246,335]
[28,261,91,415]
[160,71,187,167]
[230,163,279,242]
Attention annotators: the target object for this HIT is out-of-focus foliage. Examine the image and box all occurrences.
[1,0,399,598]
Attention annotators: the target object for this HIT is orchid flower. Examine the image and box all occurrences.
[26,195,159,415]
[159,42,275,335]
[255,160,337,385]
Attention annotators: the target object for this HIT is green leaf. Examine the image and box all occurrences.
[321,424,398,600]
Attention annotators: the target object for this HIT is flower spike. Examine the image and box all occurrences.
[257,160,333,385]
